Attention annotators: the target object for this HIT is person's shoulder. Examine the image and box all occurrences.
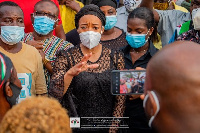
[116,6,126,14]
[56,44,79,57]
[156,9,189,15]
[22,42,38,52]
[23,32,33,42]
[115,26,125,33]
[21,43,42,60]
[149,41,159,56]
[120,44,129,53]
[52,35,74,49]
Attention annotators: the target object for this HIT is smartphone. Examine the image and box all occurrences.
[111,70,146,95]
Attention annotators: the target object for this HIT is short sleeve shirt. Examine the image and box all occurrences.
[156,9,191,46]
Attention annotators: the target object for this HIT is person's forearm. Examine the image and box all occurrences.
[74,6,81,13]
[44,62,53,74]
[55,24,66,40]
[140,0,154,10]
[140,0,160,23]
[63,72,74,95]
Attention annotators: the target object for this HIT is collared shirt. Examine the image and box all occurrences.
[121,41,158,69]
[23,33,73,89]
[115,6,129,33]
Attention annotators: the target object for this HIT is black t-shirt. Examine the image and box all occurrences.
[120,41,158,133]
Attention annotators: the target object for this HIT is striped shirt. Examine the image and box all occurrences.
[23,33,74,89]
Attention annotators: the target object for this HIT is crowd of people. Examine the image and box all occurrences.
[1,0,200,133]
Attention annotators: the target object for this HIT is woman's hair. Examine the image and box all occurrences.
[75,4,106,29]
[90,0,117,9]
[128,7,158,42]
[0,97,72,133]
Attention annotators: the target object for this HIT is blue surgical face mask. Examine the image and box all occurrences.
[33,16,56,35]
[126,30,149,48]
[105,15,117,30]
[0,26,25,45]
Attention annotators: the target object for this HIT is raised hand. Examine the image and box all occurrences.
[65,0,81,12]
[26,40,44,50]
[66,52,99,77]
[63,53,99,94]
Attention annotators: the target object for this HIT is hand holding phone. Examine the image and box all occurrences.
[111,70,146,95]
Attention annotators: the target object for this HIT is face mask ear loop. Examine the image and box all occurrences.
[101,26,104,34]
[146,29,150,36]
[143,93,149,108]
[145,29,150,43]
[148,91,160,128]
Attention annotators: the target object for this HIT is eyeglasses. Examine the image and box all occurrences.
[34,11,58,20]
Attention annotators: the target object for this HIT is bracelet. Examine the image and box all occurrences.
[43,57,49,65]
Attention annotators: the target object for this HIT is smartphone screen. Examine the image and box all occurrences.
[111,70,146,95]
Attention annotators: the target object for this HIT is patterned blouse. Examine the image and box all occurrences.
[176,29,200,44]
[49,45,126,132]
[101,27,128,50]
[23,33,74,89]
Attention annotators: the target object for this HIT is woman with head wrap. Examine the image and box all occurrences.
[49,4,125,132]
[66,0,128,50]
[91,0,128,50]
[0,52,22,123]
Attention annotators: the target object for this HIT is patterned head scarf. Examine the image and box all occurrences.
[124,0,142,12]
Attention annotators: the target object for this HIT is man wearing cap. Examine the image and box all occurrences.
[0,52,22,123]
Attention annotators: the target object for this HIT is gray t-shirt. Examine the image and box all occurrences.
[116,6,129,33]
[157,9,191,46]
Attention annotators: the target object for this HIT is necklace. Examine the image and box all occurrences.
[132,48,148,54]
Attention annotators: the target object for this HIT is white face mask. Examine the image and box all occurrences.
[123,0,141,12]
[192,8,200,20]
[79,31,101,49]
[143,91,160,127]
[192,8,200,30]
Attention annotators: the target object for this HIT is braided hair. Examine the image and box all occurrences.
[75,4,106,29]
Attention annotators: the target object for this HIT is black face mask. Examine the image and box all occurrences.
[4,82,22,107]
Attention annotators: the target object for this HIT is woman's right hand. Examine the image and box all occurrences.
[66,52,99,77]
[63,53,99,94]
